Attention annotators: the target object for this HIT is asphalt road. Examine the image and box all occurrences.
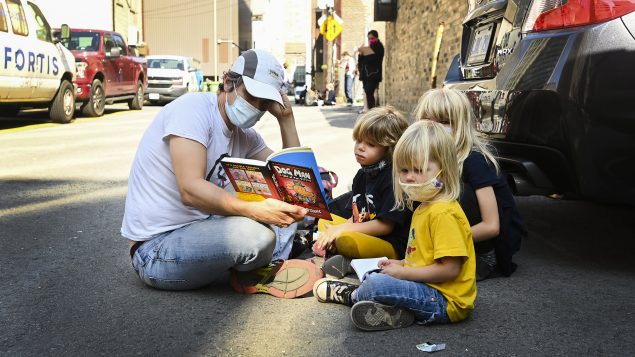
[1,102,634,356]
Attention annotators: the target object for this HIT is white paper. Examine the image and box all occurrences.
[350,257,387,281]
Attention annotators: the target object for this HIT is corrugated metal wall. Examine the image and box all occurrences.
[143,0,239,78]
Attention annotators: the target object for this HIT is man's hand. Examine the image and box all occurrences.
[248,198,306,227]
[267,90,293,121]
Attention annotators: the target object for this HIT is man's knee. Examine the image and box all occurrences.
[231,217,275,252]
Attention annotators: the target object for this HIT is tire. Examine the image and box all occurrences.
[49,80,75,123]
[81,79,105,117]
[128,82,144,110]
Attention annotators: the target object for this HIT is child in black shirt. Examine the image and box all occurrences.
[313,106,412,278]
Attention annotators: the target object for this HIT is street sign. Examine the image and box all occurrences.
[322,16,343,42]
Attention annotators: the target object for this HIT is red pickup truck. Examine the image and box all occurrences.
[61,29,147,117]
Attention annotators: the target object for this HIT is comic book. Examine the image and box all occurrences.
[220,147,332,220]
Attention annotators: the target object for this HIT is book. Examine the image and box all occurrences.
[350,257,387,282]
[221,146,332,220]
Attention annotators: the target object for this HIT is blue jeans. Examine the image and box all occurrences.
[353,273,450,324]
[131,216,275,290]
[345,74,355,103]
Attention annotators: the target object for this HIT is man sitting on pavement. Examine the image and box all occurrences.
[121,49,322,297]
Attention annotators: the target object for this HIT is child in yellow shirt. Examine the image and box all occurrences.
[313,120,476,331]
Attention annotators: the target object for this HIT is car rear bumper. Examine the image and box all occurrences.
[445,17,635,204]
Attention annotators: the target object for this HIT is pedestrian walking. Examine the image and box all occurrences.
[340,51,356,106]
[357,30,384,111]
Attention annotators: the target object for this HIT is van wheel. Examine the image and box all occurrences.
[128,83,144,110]
[82,79,105,117]
[49,80,75,123]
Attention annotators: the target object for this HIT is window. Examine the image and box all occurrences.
[0,3,8,32]
[103,34,116,55]
[6,0,28,36]
[65,32,101,51]
[27,2,52,42]
[112,34,127,56]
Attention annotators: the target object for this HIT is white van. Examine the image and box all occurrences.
[146,55,200,104]
[0,0,76,123]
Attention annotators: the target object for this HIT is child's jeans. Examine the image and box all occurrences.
[130,215,275,290]
[353,272,451,325]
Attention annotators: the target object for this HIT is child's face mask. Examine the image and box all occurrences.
[399,170,444,202]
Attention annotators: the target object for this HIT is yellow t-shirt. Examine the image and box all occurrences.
[404,200,476,322]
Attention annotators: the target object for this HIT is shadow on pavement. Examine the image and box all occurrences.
[318,105,361,129]
[0,107,133,130]
[0,178,249,355]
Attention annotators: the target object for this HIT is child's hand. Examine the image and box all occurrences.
[378,259,403,268]
[314,224,345,250]
[380,261,406,279]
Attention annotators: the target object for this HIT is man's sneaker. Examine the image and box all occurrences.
[350,301,415,331]
[312,278,357,306]
[321,254,354,279]
[230,259,323,299]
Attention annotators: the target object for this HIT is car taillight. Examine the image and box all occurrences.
[75,61,88,79]
[523,0,635,32]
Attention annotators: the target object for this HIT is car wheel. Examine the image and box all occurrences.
[82,79,105,117]
[49,80,75,124]
[128,83,144,110]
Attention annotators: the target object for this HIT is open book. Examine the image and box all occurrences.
[350,257,387,282]
[221,147,332,220]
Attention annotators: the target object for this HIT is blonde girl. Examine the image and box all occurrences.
[313,106,411,278]
[414,88,526,280]
[313,120,476,331]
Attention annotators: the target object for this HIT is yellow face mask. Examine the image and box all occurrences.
[399,170,443,202]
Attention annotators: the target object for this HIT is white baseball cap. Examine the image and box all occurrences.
[230,49,284,105]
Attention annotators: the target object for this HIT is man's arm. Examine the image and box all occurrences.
[169,136,306,225]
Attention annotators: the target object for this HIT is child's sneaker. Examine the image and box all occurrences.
[230,259,323,299]
[321,254,354,278]
[350,301,415,331]
[312,278,357,306]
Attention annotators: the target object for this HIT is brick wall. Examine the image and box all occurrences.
[383,0,468,115]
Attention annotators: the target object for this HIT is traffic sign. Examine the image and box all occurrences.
[322,16,343,42]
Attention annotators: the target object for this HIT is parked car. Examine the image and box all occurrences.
[60,29,147,117]
[444,0,635,205]
[0,0,76,123]
[146,55,200,104]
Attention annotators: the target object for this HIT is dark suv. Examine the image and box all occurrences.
[444,0,635,205]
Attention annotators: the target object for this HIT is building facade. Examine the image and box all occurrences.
[383,0,468,114]
[143,0,250,79]
[39,0,143,46]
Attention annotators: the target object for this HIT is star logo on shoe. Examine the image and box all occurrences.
[363,305,399,327]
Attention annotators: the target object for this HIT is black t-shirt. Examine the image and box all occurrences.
[459,150,526,275]
[351,165,412,258]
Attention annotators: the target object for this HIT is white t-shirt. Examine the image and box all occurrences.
[121,92,267,241]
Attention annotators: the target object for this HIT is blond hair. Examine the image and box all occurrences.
[393,120,461,210]
[352,106,409,156]
[413,88,499,173]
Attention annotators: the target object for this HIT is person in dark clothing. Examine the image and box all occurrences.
[413,88,527,281]
[357,30,384,110]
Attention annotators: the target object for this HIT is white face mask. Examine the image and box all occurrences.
[225,85,266,128]
[399,171,444,202]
